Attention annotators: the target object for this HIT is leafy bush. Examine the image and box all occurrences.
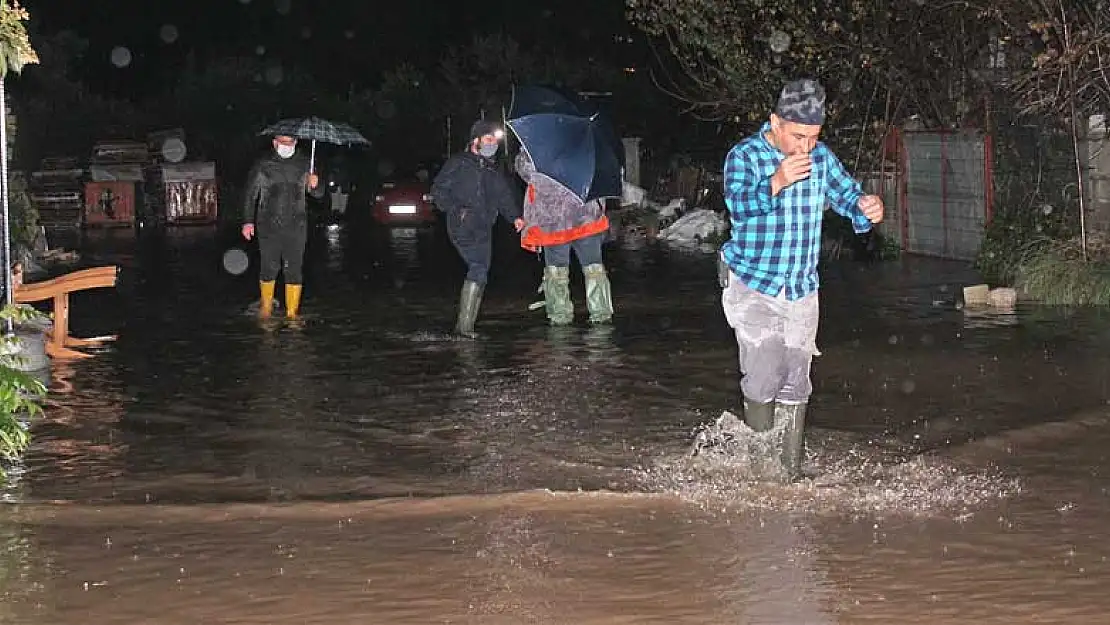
[0,304,47,480]
[8,172,38,251]
[1010,234,1110,306]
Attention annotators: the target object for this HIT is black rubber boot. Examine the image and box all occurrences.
[454,280,484,339]
[743,397,775,432]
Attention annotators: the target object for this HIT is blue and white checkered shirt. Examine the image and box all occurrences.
[720,122,873,301]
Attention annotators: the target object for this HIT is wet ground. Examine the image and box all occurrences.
[2,218,1110,623]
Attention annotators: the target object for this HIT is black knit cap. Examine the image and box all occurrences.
[774,78,826,125]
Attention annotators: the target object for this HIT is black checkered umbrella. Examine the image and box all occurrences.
[258,116,370,172]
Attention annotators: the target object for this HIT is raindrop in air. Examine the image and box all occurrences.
[900,379,916,394]
[344,30,355,39]
[768,30,791,54]
[255,45,266,56]
[239,0,251,4]
[275,0,292,15]
[264,64,284,85]
[376,99,397,120]
[377,160,395,177]
[161,138,187,163]
[300,26,312,39]
[110,46,132,68]
[159,24,179,44]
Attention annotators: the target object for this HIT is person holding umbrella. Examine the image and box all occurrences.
[431,120,524,338]
[513,151,612,325]
[241,134,325,320]
[505,85,624,326]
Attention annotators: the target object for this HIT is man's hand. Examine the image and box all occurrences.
[771,154,812,195]
[859,194,884,224]
[241,223,255,240]
[307,173,319,190]
[513,218,526,232]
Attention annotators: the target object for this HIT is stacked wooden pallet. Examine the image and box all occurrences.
[29,157,85,230]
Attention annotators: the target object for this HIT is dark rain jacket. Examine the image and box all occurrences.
[242,152,325,229]
[431,150,521,242]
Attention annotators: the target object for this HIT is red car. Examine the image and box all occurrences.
[371,173,437,227]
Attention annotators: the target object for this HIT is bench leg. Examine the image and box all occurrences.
[52,293,70,351]
[45,342,95,360]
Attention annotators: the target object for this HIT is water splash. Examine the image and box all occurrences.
[689,410,789,481]
[644,411,1021,519]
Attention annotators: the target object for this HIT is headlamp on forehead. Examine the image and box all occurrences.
[493,129,505,140]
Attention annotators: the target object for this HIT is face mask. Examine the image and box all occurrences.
[478,143,498,158]
[275,144,295,159]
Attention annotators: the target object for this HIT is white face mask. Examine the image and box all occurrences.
[478,143,498,158]
[275,143,295,159]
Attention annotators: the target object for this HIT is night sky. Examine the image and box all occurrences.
[24,0,635,97]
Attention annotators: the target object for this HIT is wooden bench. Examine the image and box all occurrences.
[13,264,120,360]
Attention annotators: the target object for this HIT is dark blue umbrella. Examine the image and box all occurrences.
[507,85,624,204]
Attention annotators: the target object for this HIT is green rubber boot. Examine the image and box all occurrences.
[743,397,775,433]
[543,265,574,326]
[775,401,808,482]
[454,280,484,338]
[583,263,613,324]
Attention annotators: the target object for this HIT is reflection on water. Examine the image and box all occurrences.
[2,225,1110,622]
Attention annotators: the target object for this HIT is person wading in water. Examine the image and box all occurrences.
[718,78,884,481]
[241,134,324,321]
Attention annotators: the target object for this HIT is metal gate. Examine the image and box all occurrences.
[868,130,994,261]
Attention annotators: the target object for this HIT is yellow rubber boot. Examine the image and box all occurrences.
[258,281,276,319]
[285,284,303,319]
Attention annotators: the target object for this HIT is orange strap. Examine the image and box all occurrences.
[520,215,610,253]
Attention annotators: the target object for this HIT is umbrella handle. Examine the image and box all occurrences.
[310,140,317,173]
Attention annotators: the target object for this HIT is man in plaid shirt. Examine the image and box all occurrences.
[719,78,884,482]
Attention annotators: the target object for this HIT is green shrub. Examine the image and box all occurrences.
[8,172,39,251]
[1011,235,1110,306]
[0,304,47,480]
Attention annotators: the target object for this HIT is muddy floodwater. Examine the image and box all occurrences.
[2,223,1109,624]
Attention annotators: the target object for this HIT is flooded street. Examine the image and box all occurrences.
[2,220,1110,623]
